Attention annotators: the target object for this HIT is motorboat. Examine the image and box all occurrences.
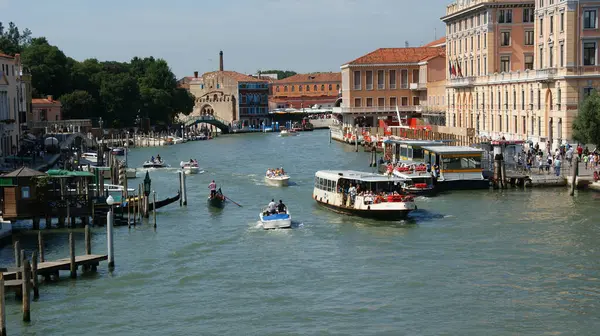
[81,152,98,164]
[143,159,168,168]
[207,188,226,208]
[259,208,292,229]
[82,165,137,179]
[111,147,126,156]
[180,160,202,174]
[313,170,417,220]
[195,134,208,141]
[389,164,435,195]
[265,169,290,186]
[279,128,298,137]
[89,183,136,198]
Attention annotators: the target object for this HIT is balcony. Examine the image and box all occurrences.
[446,76,476,88]
[333,106,423,114]
[409,82,427,90]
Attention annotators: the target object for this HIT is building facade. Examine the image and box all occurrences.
[15,54,32,135]
[336,46,446,126]
[270,73,341,109]
[188,52,270,128]
[31,96,62,123]
[444,0,600,149]
[0,53,20,157]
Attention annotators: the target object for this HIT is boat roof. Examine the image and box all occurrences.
[422,146,484,154]
[316,170,406,182]
[383,139,446,146]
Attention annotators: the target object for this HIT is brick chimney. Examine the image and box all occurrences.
[219,50,224,71]
[47,95,53,102]
[194,71,198,78]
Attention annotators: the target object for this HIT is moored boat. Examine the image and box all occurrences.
[313,170,417,220]
[180,160,201,174]
[393,169,436,196]
[111,147,125,156]
[207,188,226,208]
[259,208,292,229]
[81,152,99,164]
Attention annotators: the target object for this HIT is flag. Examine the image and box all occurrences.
[448,61,452,77]
[457,62,463,77]
[451,63,456,77]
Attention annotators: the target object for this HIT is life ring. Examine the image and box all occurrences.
[594,171,599,181]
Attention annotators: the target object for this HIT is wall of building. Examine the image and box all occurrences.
[0,55,19,157]
[31,96,62,122]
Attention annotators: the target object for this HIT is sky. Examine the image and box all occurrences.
[2,0,449,79]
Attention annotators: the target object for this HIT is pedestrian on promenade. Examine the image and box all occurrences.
[554,156,562,176]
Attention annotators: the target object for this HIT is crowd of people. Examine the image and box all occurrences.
[516,143,595,177]
[266,168,286,177]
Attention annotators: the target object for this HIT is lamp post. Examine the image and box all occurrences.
[106,194,115,269]
[181,125,184,140]
[99,117,104,166]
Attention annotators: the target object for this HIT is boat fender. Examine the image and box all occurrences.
[314,195,317,200]
[367,206,370,210]
[320,197,323,202]
[326,199,329,204]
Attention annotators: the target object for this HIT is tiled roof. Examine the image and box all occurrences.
[344,47,445,65]
[423,37,446,47]
[202,70,268,83]
[276,73,341,84]
[32,98,62,106]
[0,52,14,59]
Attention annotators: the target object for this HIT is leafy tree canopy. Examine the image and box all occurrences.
[0,21,32,55]
[572,90,600,147]
[260,69,297,80]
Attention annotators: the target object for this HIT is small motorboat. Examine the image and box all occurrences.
[180,160,201,174]
[279,127,298,137]
[81,152,98,164]
[259,208,292,229]
[111,147,126,156]
[265,168,290,187]
[207,188,226,208]
[143,159,168,168]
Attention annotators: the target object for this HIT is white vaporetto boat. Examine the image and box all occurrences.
[313,170,417,220]
[259,208,292,229]
[180,160,201,174]
[265,168,290,186]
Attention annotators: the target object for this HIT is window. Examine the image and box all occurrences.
[538,89,541,110]
[389,70,396,89]
[21,186,30,199]
[514,115,518,133]
[513,91,517,109]
[560,12,564,32]
[292,85,295,92]
[306,85,310,91]
[484,56,487,74]
[483,33,487,48]
[477,57,481,75]
[314,85,318,91]
[413,97,420,105]
[483,11,487,24]
[500,56,510,72]
[584,10,597,29]
[538,117,541,136]
[530,89,534,109]
[470,36,474,51]
[390,97,397,107]
[584,42,596,65]
[353,71,361,90]
[354,98,362,107]
[506,9,512,23]
[401,97,408,106]
[497,91,501,109]
[499,10,505,23]
[584,87,594,97]
[366,98,373,107]
[499,115,502,131]
[320,84,324,91]
[377,70,384,89]
[336,84,340,90]
[400,70,408,88]
[523,8,534,23]
[549,46,554,67]
[501,32,510,46]
[539,47,544,68]
[557,88,561,110]
[525,55,534,70]
[525,31,534,45]
[328,84,332,90]
[521,89,525,110]
[276,86,280,92]
[284,86,288,92]
[550,15,554,34]
[560,44,564,67]
[477,33,481,49]
[299,85,303,92]
[366,71,373,90]
[377,97,385,107]
[539,18,543,35]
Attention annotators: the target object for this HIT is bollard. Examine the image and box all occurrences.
[31,252,39,299]
[22,259,31,322]
[179,171,183,207]
[38,232,44,262]
[127,195,131,229]
[0,273,6,335]
[85,225,91,255]
[153,191,157,228]
[107,206,115,269]
[69,232,76,279]
[181,170,188,206]
[329,129,332,143]
[570,156,579,196]
[14,241,21,280]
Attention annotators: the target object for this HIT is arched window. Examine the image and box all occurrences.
[314,85,318,91]
[284,86,288,92]
[328,84,332,90]
[292,86,295,92]
[321,84,325,91]
[276,86,280,92]
[299,86,302,92]
[306,85,310,91]
[336,84,340,90]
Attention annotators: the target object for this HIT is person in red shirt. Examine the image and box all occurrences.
[577,145,583,159]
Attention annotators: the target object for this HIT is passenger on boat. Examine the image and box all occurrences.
[348,185,357,205]
[277,200,287,213]
[151,156,155,162]
[208,180,217,197]
[267,199,277,214]
[156,154,161,162]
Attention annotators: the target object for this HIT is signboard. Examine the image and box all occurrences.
[466,128,475,137]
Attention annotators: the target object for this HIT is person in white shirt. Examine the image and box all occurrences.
[267,199,277,214]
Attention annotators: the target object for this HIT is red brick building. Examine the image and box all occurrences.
[269,73,341,110]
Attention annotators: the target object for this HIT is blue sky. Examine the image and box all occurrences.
[3,0,449,78]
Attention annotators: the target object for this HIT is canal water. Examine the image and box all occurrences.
[2,131,600,335]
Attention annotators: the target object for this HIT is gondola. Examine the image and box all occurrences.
[207,188,226,208]
[149,192,181,211]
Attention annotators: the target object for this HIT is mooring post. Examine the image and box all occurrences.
[31,251,39,299]
[14,241,21,280]
[179,171,183,207]
[107,206,115,269]
[85,224,91,255]
[181,170,188,206]
[22,259,31,322]
[37,231,44,262]
[69,232,76,279]
[355,128,359,152]
[329,129,332,143]
[570,156,579,196]
[153,191,157,229]
[0,273,6,336]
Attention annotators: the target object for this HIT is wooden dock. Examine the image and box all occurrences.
[2,254,107,282]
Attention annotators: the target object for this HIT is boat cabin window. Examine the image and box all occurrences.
[441,156,482,170]
[413,148,424,160]
[407,147,413,160]
[400,146,408,158]
[339,178,402,194]
[315,176,336,192]
[424,151,437,166]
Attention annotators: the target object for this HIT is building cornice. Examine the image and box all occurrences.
[341,62,421,69]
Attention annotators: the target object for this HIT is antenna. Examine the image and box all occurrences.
[405,41,409,48]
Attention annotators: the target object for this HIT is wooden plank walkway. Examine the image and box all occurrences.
[2,254,107,281]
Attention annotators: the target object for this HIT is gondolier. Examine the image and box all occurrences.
[208,180,217,197]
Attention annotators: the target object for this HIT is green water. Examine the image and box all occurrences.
[2,131,600,335]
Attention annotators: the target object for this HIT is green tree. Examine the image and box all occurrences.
[260,69,297,80]
[573,90,600,146]
[172,88,195,117]
[21,37,72,97]
[99,73,139,127]
[0,21,32,55]
[58,90,96,119]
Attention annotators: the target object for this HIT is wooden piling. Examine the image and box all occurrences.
[31,251,39,299]
[127,194,131,228]
[153,191,157,228]
[38,231,44,262]
[22,259,31,322]
[0,273,6,336]
[179,172,183,207]
[69,232,76,279]
[107,207,115,269]
[569,157,579,196]
[14,241,21,280]
[85,224,91,255]
[181,171,187,206]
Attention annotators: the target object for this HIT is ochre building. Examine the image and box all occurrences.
[270,73,341,109]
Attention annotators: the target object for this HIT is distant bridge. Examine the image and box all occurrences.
[45,133,97,150]
[184,115,231,134]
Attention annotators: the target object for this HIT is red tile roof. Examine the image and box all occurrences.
[423,37,446,47]
[0,53,14,59]
[202,70,268,83]
[276,72,341,84]
[345,47,445,65]
[32,98,62,106]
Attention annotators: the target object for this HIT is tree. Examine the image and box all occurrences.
[172,88,195,117]
[573,91,600,146]
[58,90,96,119]
[260,69,297,80]
[21,38,72,98]
[99,73,140,127]
[0,21,32,55]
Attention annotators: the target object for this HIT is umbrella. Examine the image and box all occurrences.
[44,137,59,146]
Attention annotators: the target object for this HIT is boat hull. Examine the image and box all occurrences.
[265,176,289,186]
[207,195,225,208]
[259,213,292,229]
[143,162,167,169]
[402,186,436,196]
[434,179,490,191]
[183,167,201,174]
[315,199,412,220]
